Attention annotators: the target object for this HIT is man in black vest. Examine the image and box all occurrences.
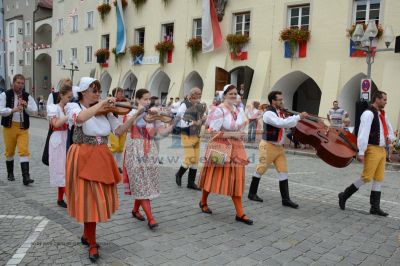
[0,74,37,185]
[248,91,308,208]
[175,87,205,190]
[338,91,395,216]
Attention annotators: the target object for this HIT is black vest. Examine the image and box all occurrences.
[181,99,201,136]
[262,106,281,141]
[366,106,380,145]
[1,90,30,129]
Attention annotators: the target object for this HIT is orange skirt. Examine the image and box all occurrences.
[198,138,248,197]
[65,144,120,223]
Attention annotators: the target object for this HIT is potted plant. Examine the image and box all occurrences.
[132,0,147,10]
[226,34,250,60]
[186,37,202,62]
[95,48,110,64]
[97,3,112,21]
[280,27,311,60]
[155,40,174,65]
[347,23,384,39]
[112,48,126,64]
[113,0,128,9]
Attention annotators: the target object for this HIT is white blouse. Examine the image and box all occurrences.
[65,102,120,137]
[47,104,65,121]
[208,105,247,132]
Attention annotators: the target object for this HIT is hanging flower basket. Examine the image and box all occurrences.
[226,34,250,60]
[95,48,110,64]
[113,0,128,9]
[280,27,311,60]
[129,45,144,58]
[155,40,174,66]
[132,0,147,10]
[97,3,112,21]
[347,23,384,39]
[112,48,126,64]
[186,37,202,62]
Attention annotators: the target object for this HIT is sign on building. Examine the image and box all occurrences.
[360,79,371,102]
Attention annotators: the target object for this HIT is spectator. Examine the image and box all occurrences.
[245,101,262,143]
[327,100,348,128]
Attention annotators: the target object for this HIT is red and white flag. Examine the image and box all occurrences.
[202,0,222,53]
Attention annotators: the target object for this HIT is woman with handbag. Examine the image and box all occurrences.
[198,84,253,225]
[120,89,174,230]
[47,84,73,208]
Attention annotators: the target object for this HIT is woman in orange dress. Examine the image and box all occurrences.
[199,84,253,225]
[65,77,123,262]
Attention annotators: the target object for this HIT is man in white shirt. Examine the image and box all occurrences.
[175,87,204,190]
[248,91,308,208]
[338,91,395,216]
[0,74,38,185]
[327,101,348,128]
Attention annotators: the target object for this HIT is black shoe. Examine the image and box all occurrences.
[235,214,253,225]
[175,166,188,187]
[338,184,358,210]
[248,176,263,202]
[6,160,15,181]
[279,179,299,209]
[88,247,99,263]
[199,202,212,214]
[148,221,158,230]
[21,162,34,185]
[370,191,388,217]
[57,200,67,208]
[81,237,100,248]
[131,210,145,221]
[187,168,200,190]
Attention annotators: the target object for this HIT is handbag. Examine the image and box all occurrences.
[205,133,232,165]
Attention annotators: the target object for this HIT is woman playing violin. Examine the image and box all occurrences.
[248,91,308,208]
[64,77,125,262]
[118,89,174,230]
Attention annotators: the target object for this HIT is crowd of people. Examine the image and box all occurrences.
[1,73,399,262]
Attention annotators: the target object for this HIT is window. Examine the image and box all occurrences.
[71,48,77,61]
[193,19,202,38]
[86,11,94,29]
[26,0,29,6]
[104,0,110,4]
[101,34,110,49]
[58,19,64,35]
[25,21,31,36]
[161,23,174,41]
[9,52,15,66]
[85,46,93,63]
[9,22,15,37]
[25,51,31,65]
[135,28,145,46]
[233,12,251,36]
[16,1,19,9]
[288,5,310,29]
[353,0,380,24]
[72,15,78,32]
[57,50,63,65]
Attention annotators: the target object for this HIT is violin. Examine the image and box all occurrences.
[282,108,358,168]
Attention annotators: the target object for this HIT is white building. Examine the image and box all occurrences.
[0,0,7,92]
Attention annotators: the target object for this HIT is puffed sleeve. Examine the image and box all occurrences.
[208,107,224,132]
[236,108,248,130]
[107,112,121,133]
[47,104,59,119]
[65,102,83,128]
[127,109,137,117]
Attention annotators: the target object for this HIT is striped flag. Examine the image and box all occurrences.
[284,41,307,58]
[202,0,222,53]
[115,0,126,55]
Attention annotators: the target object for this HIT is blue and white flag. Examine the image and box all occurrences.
[115,0,126,55]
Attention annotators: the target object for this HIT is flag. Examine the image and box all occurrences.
[202,0,222,53]
[230,44,248,60]
[349,39,377,57]
[284,41,307,58]
[115,0,126,55]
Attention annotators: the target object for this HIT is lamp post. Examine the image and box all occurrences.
[61,59,79,84]
[351,20,395,86]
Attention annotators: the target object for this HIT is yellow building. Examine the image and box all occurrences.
[91,0,400,128]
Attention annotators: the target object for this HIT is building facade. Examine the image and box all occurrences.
[51,0,100,93]
[90,0,399,129]
[0,0,6,92]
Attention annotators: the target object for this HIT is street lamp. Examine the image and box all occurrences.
[351,20,395,83]
[61,58,79,84]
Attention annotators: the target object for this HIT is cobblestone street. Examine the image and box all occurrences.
[1,118,400,266]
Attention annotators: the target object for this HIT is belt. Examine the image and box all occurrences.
[81,135,108,145]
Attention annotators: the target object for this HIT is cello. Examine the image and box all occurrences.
[283,109,358,168]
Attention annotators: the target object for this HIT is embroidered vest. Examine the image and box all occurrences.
[1,90,30,129]
[262,106,281,141]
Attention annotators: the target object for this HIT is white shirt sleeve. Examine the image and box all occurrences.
[208,107,224,132]
[25,95,38,115]
[357,110,373,156]
[107,112,121,133]
[386,115,396,142]
[263,111,300,129]
[47,104,58,119]
[0,92,12,117]
[46,93,54,112]
[65,102,83,127]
